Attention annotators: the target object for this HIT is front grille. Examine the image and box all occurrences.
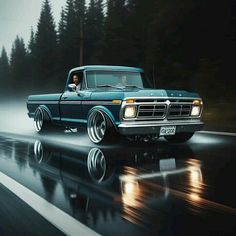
[137,104,167,119]
[124,98,196,120]
[168,104,192,118]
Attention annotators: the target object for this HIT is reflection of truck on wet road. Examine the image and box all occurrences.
[27,65,204,144]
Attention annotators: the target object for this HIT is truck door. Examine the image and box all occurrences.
[59,71,86,127]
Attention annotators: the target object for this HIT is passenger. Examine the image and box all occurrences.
[117,75,127,87]
[72,74,81,92]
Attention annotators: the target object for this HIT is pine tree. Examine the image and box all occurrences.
[58,7,66,48]
[145,0,195,88]
[85,0,104,64]
[58,0,78,70]
[28,27,36,55]
[58,6,68,82]
[0,47,10,93]
[74,0,86,66]
[103,0,127,65]
[10,36,28,93]
[27,28,37,92]
[34,0,57,90]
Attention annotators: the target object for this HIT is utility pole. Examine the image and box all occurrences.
[153,64,156,88]
[79,17,84,66]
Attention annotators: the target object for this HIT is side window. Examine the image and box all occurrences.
[69,71,84,91]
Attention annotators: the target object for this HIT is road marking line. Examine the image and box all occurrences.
[198,130,236,137]
[0,171,100,236]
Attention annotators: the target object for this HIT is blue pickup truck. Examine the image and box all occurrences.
[27,65,204,144]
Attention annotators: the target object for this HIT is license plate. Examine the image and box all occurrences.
[160,126,176,136]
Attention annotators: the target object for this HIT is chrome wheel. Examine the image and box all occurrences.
[87,148,106,183]
[34,108,44,132]
[87,110,107,143]
[34,140,44,163]
[33,140,52,163]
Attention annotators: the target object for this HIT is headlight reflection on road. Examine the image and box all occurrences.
[187,159,204,204]
[190,133,225,145]
[124,181,138,195]
[121,173,141,208]
[120,168,144,225]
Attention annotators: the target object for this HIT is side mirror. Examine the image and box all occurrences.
[68,84,76,92]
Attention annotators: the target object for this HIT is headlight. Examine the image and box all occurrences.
[124,106,137,118]
[191,106,201,116]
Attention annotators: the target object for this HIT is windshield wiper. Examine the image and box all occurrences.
[124,85,143,89]
[96,85,122,89]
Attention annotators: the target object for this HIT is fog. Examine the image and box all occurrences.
[0,99,33,134]
[0,99,111,148]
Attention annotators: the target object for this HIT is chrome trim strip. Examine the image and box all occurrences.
[28,100,121,106]
[27,101,59,105]
[118,121,204,128]
[60,101,82,105]
[82,101,121,105]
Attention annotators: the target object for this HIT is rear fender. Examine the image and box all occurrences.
[38,105,52,121]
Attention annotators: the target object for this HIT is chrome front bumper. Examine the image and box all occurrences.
[118,120,204,136]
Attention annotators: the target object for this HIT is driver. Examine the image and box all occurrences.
[72,74,81,92]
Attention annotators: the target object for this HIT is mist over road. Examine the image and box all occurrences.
[0,99,33,134]
[0,99,104,147]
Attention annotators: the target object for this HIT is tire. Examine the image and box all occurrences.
[164,132,194,143]
[34,107,52,133]
[87,110,117,144]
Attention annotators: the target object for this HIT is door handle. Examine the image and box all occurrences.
[62,97,68,99]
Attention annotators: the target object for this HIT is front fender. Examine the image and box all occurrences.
[88,106,118,131]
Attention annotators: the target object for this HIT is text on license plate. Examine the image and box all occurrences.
[160,126,176,136]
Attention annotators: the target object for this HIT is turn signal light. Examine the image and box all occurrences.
[126,99,135,103]
[193,99,201,106]
[112,100,121,104]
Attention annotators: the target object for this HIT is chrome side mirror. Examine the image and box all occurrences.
[68,84,76,92]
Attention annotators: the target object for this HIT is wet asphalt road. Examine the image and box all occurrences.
[0,131,235,236]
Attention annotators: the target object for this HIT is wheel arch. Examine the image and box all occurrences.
[87,106,118,131]
[36,105,52,122]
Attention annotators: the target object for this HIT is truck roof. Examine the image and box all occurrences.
[69,65,144,73]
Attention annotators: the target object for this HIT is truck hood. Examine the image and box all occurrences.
[123,89,200,99]
[90,88,201,101]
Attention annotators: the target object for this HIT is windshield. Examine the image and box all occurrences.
[86,71,150,89]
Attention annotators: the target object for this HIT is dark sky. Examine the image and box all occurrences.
[0,0,67,56]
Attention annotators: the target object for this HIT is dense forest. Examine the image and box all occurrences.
[0,0,235,104]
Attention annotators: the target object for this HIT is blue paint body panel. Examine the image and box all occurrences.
[27,65,203,132]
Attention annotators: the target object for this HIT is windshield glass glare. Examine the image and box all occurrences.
[86,71,148,89]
